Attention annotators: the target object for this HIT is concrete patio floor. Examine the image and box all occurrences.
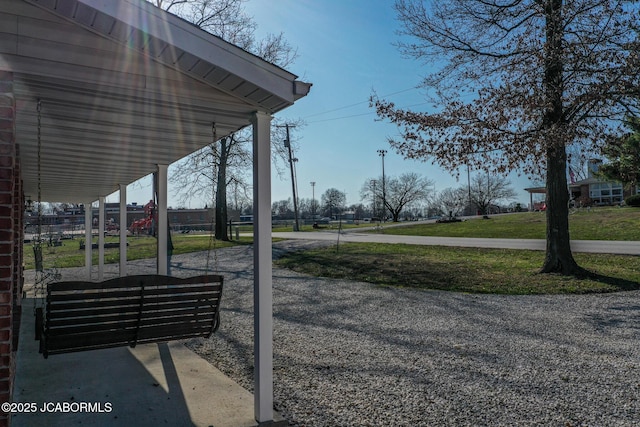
[12,298,278,427]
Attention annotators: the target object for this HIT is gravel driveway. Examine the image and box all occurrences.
[27,241,640,426]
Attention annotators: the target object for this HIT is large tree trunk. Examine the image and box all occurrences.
[541,144,581,274]
[539,0,584,276]
[215,137,229,241]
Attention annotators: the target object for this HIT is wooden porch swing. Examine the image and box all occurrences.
[32,101,224,358]
[36,274,223,358]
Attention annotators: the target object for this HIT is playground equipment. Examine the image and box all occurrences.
[129,200,155,235]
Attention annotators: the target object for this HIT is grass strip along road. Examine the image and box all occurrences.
[26,207,640,295]
[275,208,640,294]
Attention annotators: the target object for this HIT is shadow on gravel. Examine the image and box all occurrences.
[174,242,640,426]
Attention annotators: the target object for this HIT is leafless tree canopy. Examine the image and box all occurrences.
[373,0,640,275]
[148,0,302,235]
[375,0,639,174]
[169,119,300,206]
[468,174,517,215]
[150,0,297,67]
[362,172,433,221]
[170,133,250,204]
[321,188,347,218]
[433,187,468,217]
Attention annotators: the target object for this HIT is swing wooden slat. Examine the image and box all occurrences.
[36,274,223,358]
[47,284,219,302]
[49,299,210,317]
[46,309,216,330]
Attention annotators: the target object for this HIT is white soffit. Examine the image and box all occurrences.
[26,0,312,112]
[1,0,311,202]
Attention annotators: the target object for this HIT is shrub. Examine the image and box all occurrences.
[625,194,640,207]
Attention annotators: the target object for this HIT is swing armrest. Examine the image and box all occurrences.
[36,305,54,358]
[35,307,43,341]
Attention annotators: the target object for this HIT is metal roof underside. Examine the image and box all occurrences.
[1,0,311,202]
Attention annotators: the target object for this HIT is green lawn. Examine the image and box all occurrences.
[274,207,640,294]
[375,207,640,240]
[24,234,248,270]
[275,242,640,295]
[26,207,640,295]
[271,222,374,233]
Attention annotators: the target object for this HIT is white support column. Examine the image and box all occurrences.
[119,184,127,277]
[156,165,168,275]
[98,196,105,281]
[529,191,534,212]
[85,201,93,280]
[252,111,274,423]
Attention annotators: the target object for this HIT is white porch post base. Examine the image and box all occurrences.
[252,111,274,423]
[85,201,93,280]
[156,165,168,275]
[119,184,127,277]
[98,196,105,281]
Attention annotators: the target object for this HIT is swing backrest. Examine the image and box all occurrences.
[38,274,224,357]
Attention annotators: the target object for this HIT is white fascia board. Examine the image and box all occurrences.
[75,0,303,104]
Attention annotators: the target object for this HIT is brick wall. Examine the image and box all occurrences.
[12,145,21,354]
[0,70,16,427]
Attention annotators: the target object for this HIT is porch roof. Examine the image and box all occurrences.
[2,0,310,202]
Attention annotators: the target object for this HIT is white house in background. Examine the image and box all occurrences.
[525,159,639,209]
[569,159,638,206]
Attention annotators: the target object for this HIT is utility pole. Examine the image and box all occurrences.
[377,149,387,222]
[486,168,491,215]
[280,124,300,231]
[467,162,471,216]
[310,181,316,219]
[370,179,377,219]
[292,157,300,219]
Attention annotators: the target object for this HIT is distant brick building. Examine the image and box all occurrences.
[526,159,639,209]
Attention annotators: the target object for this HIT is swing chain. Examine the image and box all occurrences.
[33,98,45,310]
[33,99,60,313]
[206,122,218,274]
[36,99,42,240]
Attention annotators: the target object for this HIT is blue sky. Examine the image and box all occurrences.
[116,0,540,209]
[244,0,538,208]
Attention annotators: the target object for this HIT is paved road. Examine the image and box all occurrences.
[272,231,640,255]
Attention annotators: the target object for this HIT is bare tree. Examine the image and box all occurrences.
[433,187,468,218]
[170,123,296,239]
[373,0,640,275]
[150,0,300,240]
[348,203,367,221]
[362,173,433,222]
[227,177,251,212]
[170,133,250,239]
[150,0,297,67]
[272,198,294,219]
[566,145,590,184]
[468,174,517,216]
[321,188,346,219]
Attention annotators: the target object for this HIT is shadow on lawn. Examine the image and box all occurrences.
[275,249,640,295]
[579,270,640,292]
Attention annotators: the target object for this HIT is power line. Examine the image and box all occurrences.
[306,101,430,124]
[302,86,419,120]
[308,111,376,124]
